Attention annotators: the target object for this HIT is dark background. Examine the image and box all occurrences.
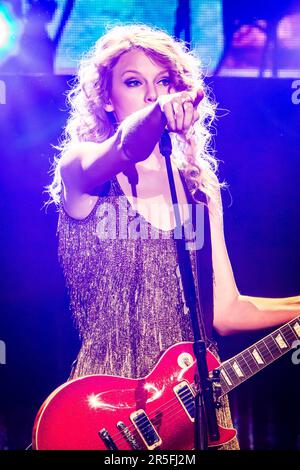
[0,75,299,450]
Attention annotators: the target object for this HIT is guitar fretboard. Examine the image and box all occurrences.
[217,316,300,396]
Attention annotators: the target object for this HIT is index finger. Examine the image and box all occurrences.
[192,88,204,107]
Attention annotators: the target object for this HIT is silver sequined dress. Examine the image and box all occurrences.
[57,176,239,450]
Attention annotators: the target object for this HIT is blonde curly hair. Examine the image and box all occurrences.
[48,23,223,206]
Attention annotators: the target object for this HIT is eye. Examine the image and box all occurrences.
[158,77,171,87]
[125,79,141,87]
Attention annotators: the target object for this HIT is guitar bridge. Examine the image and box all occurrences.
[117,421,143,450]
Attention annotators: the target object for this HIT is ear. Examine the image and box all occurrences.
[104,99,114,112]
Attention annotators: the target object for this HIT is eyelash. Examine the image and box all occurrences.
[125,78,170,87]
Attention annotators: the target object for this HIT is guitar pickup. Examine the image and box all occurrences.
[173,381,195,422]
[130,409,162,450]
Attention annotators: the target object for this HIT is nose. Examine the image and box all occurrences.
[144,84,158,103]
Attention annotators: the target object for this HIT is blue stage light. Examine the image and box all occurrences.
[0,4,22,62]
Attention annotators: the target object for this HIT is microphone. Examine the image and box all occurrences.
[159,129,172,158]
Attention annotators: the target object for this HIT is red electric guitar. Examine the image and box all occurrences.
[33,316,300,450]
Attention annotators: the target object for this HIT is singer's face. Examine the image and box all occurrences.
[106,48,174,122]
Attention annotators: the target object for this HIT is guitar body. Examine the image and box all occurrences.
[33,342,236,450]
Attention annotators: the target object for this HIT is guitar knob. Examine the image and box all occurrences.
[212,369,220,382]
[177,352,194,369]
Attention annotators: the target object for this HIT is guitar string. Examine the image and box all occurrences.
[199,339,278,391]
[60,322,299,449]
[101,364,236,448]
[103,340,285,449]
[216,345,285,392]
[101,382,234,449]
[230,332,293,374]
[104,384,197,448]
[221,328,297,385]
[101,329,298,448]
[96,377,197,443]
[223,341,275,384]
[219,329,298,395]
[210,324,298,390]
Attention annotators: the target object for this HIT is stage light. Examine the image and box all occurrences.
[0,14,11,48]
[0,4,22,62]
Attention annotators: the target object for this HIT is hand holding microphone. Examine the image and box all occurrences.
[119,87,203,167]
[158,88,204,136]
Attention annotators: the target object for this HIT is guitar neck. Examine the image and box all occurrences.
[217,316,300,396]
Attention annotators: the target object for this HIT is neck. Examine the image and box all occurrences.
[136,143,165,171]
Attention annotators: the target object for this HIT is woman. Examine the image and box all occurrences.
[48,24,299,450]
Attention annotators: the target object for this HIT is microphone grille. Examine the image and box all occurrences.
[159,130,172,158]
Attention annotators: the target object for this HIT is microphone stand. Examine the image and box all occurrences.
[159,130,220,450]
